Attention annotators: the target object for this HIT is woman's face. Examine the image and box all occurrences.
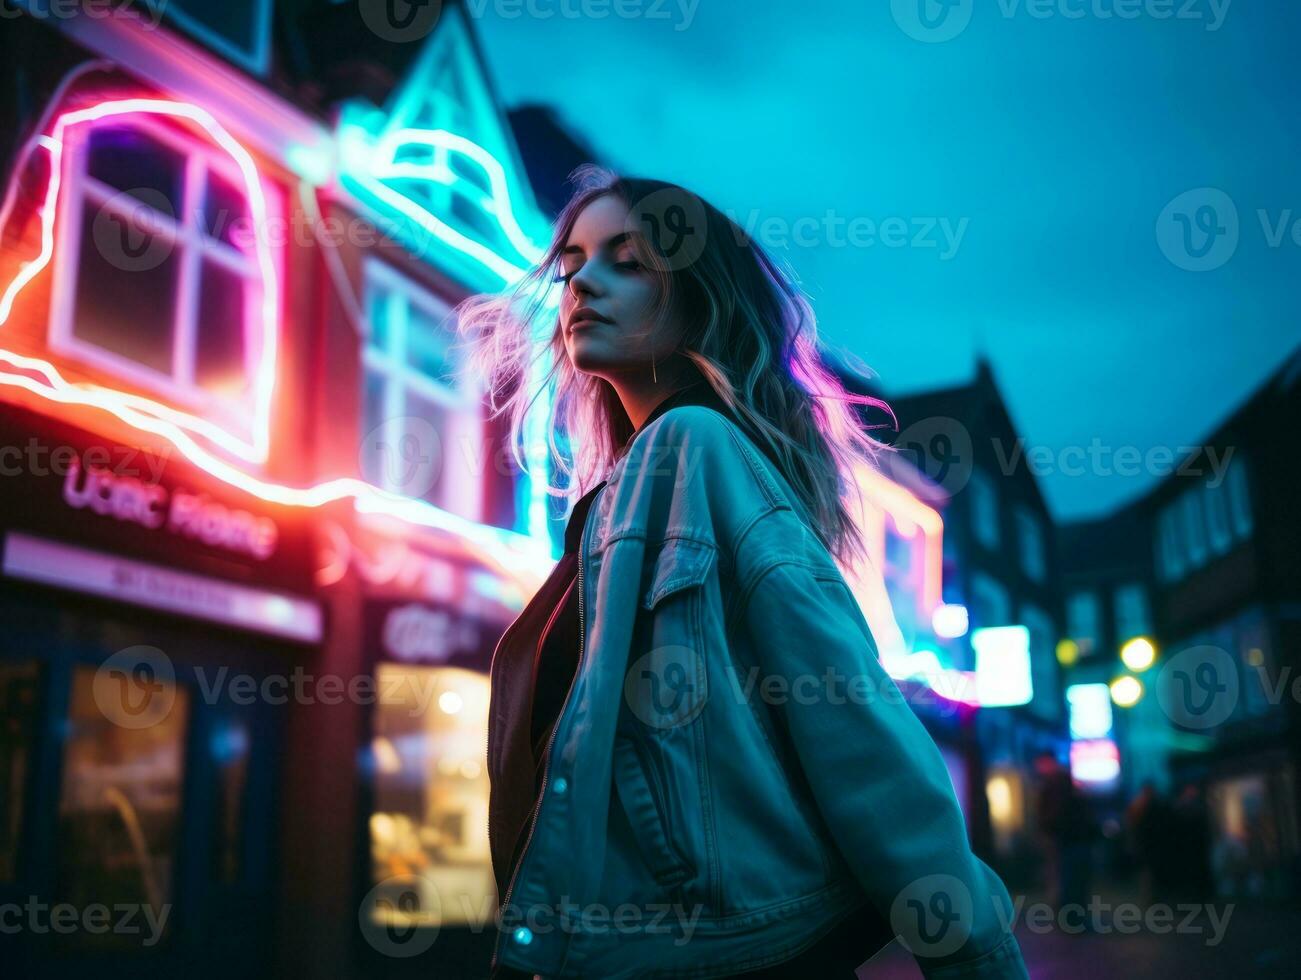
[557,194,681,377]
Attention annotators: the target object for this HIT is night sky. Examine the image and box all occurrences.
[475,0,1300,520]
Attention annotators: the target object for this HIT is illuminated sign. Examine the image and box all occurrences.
[1070,738,1121,786]
[334,7,547,289]
[3,532,320,642]
[62,454,278,560]
[971,625,1034,708]
[1067,683,1114,740]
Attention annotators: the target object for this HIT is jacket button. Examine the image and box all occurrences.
[513,926,533,945]
[553,776,568,795]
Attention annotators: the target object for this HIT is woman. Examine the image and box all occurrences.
[462,167,1028,979]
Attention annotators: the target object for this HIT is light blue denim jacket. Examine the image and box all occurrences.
[490,405,1029,979]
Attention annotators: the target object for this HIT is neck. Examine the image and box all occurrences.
[607,361,703,430]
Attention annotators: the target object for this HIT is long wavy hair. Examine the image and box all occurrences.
[456,166,897,568]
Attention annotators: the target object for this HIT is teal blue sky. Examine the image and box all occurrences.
[475,0,1299,520]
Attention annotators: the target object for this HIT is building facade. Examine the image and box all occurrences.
[0,3,554,978]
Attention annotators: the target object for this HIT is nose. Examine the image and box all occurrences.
[568,261,602,300]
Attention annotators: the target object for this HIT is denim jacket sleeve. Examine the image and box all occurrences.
[731,511,1029,979]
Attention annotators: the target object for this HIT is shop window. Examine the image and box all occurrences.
[1013,505,1046,583]
[1066,591,1099,657]
[1113,583,1151,644]
[0,661,40,882]
[361,260,484,522]
[56,663,190,947]
[51,118,271,436]
[163,0,274,75]
[967,468,1000,550]
[368,664,494,929]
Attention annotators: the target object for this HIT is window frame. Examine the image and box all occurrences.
[968,467,1001,550]
[48,113,279,436]
[360,258,485,523]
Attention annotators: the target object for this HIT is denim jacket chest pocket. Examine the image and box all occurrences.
[611,536,721,910]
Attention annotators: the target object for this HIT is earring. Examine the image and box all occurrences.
[651,348,658,384]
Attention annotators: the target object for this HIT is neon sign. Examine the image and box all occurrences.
[0,83,554,585]
[971,626,1034,708]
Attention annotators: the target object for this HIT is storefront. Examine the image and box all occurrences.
[0,403,321,979]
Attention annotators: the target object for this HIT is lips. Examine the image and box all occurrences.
[568,307,612,331]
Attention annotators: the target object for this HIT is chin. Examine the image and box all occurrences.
[566,339,627,376]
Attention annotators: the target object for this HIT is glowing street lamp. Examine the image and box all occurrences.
[1109,675,1144,708]
[1056,639,1080,668]
[1120,636,1157,672]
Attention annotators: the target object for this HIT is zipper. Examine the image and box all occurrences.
[491,484,604,973]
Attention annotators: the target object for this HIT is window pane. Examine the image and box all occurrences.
[0,661,40,882]
[57,663,189,948]
[1067,591,1099,656]
[403,388,451,506]
[969,469,1000,549]
[1114,583,1151,641]
[203,172,251,251]
[368,665,494,929]
[1226,458,1254,539]
[406,303,456,385]
[1205,479,1232,555]
[86,126,187,215]
[1182,491,1208,569]
[72,207,179,376]
[195,259,249,395]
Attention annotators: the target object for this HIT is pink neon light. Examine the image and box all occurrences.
[0,97,550,587]
[0,98,279,463]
